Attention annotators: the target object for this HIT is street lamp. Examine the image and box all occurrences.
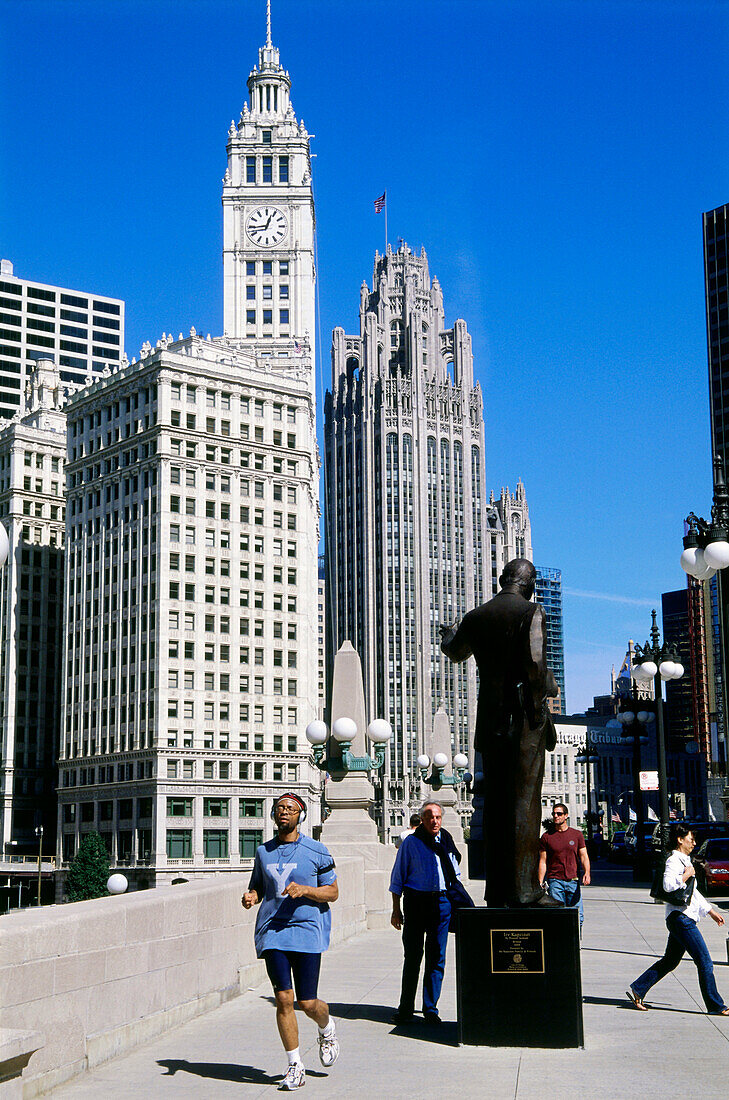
[617,704,653,879]
[34,825,43,907]
[632,610,684,853]
[575,737,600,856]
[417,750,469,790]
[680,454,729,581]
[305,717,392,773]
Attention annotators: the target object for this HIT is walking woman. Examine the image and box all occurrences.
[627,823,728,1014]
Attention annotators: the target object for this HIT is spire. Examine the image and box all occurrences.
[247,0,292,119]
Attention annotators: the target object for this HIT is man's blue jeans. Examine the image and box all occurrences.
[399,889,451,1017]
[632,911,727,1013]
[546,878,583,927]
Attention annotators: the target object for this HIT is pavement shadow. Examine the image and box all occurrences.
[157,1059,329,1084]
[582,996,704,1015]
[326,1002,459,1047]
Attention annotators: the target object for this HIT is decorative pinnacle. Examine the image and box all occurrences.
[266,0,272,47]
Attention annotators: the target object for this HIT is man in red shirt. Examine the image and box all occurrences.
[538,803,591,929]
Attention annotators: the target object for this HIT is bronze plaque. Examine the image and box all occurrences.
[490,928,545,974]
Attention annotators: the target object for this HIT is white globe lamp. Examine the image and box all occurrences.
[367,719,392,744]
[640,661,658,678]
[0,523,8,569]
[453,753,469,770]
[704,541,729,570]
[331,717,357,743]
[417,754,430,769]
[659,660,678,680]
[305,720,328,746]
[107,874,128,895]
[433,752,448,769]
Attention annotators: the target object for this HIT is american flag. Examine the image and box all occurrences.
[294,341,303,355]
[373,192,386,213]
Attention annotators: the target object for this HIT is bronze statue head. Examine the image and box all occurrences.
[499,558,536,598]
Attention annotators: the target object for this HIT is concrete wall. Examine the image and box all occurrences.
[0,852,392,1098]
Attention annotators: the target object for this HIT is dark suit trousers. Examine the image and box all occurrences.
[483,722,546,906]
[398,889,451,1016]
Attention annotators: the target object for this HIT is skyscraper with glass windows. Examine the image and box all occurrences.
[535,565,566,715]
[325,243,488,834]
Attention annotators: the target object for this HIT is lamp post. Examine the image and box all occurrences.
[575,736,600,858]
[34,825,43,907]
[305,717,392,774]
[617,703,653,880]
[681,453,729,783]
[416,751,469,790]
[632,610,684,854]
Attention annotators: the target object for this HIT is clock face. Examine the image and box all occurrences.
[245,206,288,247]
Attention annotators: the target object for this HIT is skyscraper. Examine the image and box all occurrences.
[55,11,320,887]
[535,566,566,715]
[703,203,729,773]
[325,243,488,833]
[0,259,124,420]
[0,359,67,858]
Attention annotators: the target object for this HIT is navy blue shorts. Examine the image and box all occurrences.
[263,949,321,1001]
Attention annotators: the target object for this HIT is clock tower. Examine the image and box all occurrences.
[222,2,316,395]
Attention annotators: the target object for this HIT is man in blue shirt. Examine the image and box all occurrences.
[242,793,339,1091]
[389,800,463,1025]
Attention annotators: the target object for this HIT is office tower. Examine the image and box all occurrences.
[662,589,696,746]
[325,242,487,834]
[486,482,533,595]
[703,204,729,773]
[0,259,124,420]
[56,11,320,886]
[535,566,566,715]
[0,359,67,857]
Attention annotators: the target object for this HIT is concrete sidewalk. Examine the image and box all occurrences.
[51,868,729,1099]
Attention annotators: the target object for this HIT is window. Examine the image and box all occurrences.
[246,155,256,182]
[246,286,255,300]
[240,798,263,817]
[166,830,192,858]
[239,829,263,858]
[262,156,272,183]
[263,310,272,325]
[246,310,255,324]
[203,798,229,817]
[280,310,289,325]
[203,830,228,858]
[167,797,192,816]
[279,156,289,183]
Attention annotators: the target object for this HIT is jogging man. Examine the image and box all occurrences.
[242,793,340,1090]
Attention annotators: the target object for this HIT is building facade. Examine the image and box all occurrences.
[55,15,321,888]
[0,359,67,858]
[0,259,124,420]
[325,243,489,832]
[486,482,532,595]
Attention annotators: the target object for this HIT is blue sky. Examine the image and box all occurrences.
[2,0,728,711]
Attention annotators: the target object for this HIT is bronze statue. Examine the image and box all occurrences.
[440,558,560,908]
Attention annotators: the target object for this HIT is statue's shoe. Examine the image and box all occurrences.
[526,893,564,908]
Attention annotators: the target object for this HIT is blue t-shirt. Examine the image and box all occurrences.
[248,834,337,956]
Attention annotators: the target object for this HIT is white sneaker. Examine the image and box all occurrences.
[278,1062,306,1090]
[318,1032,339,1067]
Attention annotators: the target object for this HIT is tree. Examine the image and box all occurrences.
[65,832,110,902]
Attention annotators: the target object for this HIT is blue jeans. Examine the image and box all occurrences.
[399,889,451,1017]
[547,878,583,927]
[632,911,727,1014]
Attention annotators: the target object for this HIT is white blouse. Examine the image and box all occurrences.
[663,850,712,922]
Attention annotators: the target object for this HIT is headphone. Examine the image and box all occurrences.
[271,793,307,823]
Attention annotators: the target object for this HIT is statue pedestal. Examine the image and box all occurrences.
[456,907,583,1048]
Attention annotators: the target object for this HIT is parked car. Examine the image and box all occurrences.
[650,821,729,853]
[623,822,655,860]
[609,830,628,863]
[693,838,729,895]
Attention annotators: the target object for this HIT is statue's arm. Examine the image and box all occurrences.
[525,606,549,727]
[439,618,472,662]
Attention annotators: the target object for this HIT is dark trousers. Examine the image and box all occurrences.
[483,722,546,906]
[632,911,727,1013]
[398,889,451,1016]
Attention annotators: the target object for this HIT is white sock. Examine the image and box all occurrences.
[286,1048,300,1066]
[318,1018,336,1038]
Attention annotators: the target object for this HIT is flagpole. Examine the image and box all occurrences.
[384,194,388,253]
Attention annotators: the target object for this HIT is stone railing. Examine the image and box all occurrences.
[0,851,392,1097]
